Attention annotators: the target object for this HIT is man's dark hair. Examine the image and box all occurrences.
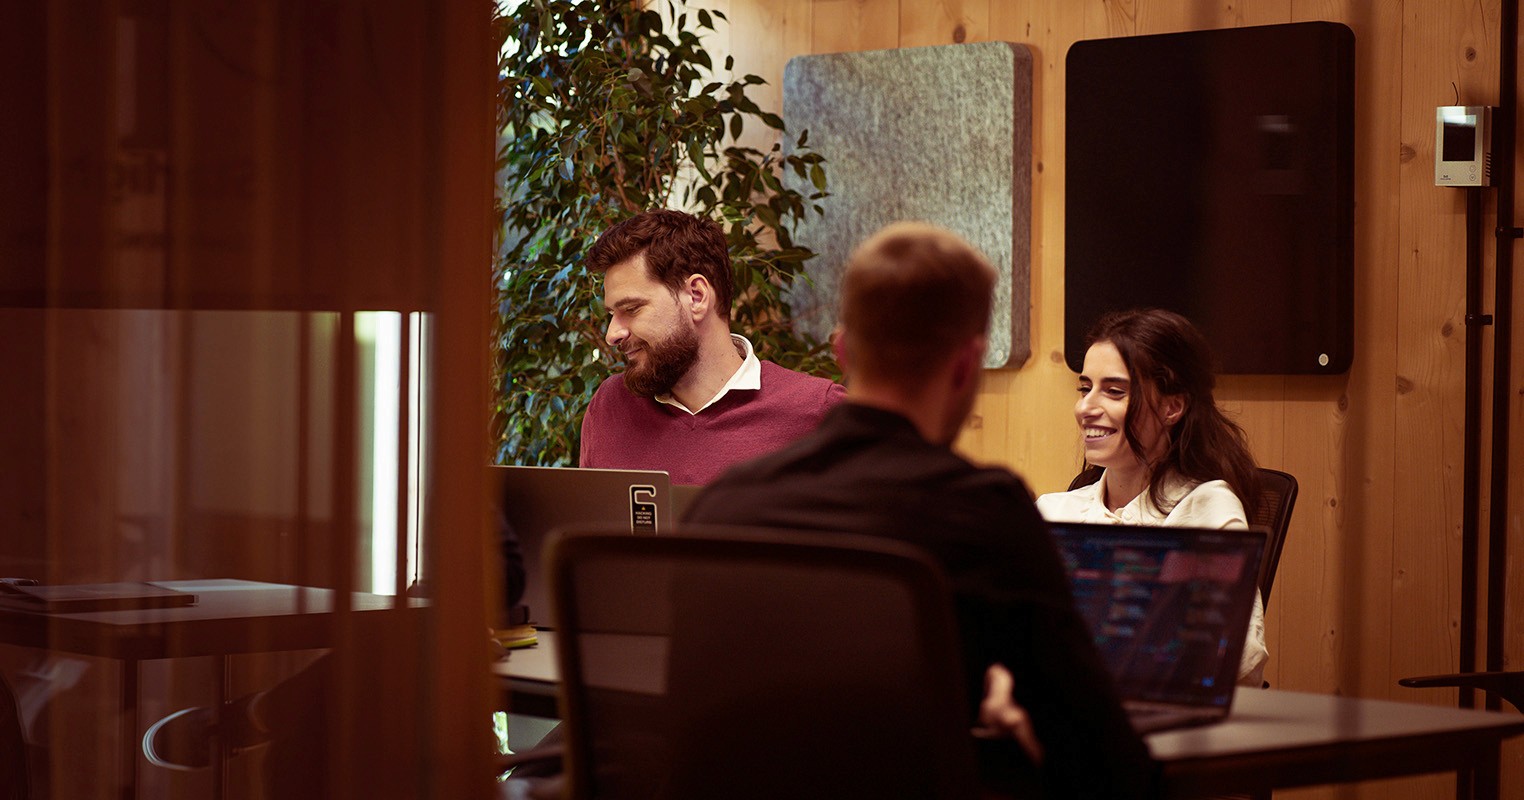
[586,210,733,319]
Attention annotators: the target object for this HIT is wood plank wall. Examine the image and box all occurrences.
[709,1,1521,798]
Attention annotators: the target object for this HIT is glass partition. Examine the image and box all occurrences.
[0,2,495,798]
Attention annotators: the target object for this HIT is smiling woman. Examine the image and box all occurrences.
[1036,307,1269,687]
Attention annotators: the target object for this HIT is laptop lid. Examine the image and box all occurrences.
[494,465,671,628]
[1048,522,1264,712]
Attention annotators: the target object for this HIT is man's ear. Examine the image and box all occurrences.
[831,326,850,372]
[681,274,712,322]
[950,335,986,391]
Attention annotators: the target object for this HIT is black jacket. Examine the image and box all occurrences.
[684,402,1158,799]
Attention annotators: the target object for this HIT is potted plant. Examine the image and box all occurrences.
[493,0,836,466]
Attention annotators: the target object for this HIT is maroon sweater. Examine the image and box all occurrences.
[578,361,846,485]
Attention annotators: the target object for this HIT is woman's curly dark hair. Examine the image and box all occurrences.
[1086,308,1260,516]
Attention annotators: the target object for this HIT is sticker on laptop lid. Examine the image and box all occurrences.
[629,485,658,534]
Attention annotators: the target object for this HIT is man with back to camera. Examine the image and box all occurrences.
[682,222,1158,798]
[578,209,845,485]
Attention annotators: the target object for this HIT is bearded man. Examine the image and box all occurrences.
[578,209,845,485]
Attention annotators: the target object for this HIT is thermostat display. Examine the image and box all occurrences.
[1436,106,1492,187]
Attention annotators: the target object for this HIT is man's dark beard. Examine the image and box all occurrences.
[621,323,701,399]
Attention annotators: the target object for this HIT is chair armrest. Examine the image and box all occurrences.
[1398,671,1524,711]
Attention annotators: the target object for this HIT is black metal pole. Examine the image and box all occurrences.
[1461,187,1484,711]
[1486,0,1520,713]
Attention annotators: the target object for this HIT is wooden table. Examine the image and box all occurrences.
[0,579,422,799]
[499,631,1524,798]
[493,628,561,719]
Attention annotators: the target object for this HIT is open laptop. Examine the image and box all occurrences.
[494,465,672,628]
[1047,522,1265,734]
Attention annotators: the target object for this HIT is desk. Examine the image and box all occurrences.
[494,629,560,719]
[1150,688,1524,798]
[498,631,1524,798]
[0,579,422,799]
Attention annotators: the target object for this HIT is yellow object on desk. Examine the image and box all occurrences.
[492,624,538,650]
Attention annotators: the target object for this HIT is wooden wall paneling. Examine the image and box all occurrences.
[712,0,814,155]
[1308,0,1403,707]
[1217,375,1289,687]
[1118,0,1207,35]
[900,0,989,47]
[1278,8,1408,797]
[1271,378,1347,694]
[1390,0,1497,728]
[1097,0,1140,36]
[1299,2,1471,798]
[812,0,901,54]
[1204,0,1293,28]
[1112,0,1287,36]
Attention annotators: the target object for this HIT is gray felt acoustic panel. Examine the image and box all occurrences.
[782,42,1033,369]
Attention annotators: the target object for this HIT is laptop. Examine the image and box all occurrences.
[493,465,672,628]
[1047,522,1265,734]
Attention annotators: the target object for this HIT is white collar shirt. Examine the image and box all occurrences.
[655,334,761,415]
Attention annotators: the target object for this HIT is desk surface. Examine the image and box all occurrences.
[499,630,1524,796]
[1151,687,1524,795]
[0,579,421,661]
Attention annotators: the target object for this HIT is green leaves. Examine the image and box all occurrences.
[492,0,838,467]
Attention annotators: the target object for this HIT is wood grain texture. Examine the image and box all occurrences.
[1389,0,1494,746]
[900,0,989,46]
[812,0,901,53]
[736,1,1524,797]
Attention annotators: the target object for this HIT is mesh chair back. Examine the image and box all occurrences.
[548,528,980,800]
[1248,468,1298,609]
[1063,466,1298,608]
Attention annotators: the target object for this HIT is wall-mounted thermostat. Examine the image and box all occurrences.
[1436,106,1492,187]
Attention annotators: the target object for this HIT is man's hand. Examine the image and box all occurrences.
[971,663,1044,765]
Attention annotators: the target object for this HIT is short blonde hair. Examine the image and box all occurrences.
[838,222,995,382]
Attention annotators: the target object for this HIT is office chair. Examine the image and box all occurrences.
[544,528,982,800]
[1065,466,1299,610]
[1397,671,1522,800]
[1248,468,1298,610]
